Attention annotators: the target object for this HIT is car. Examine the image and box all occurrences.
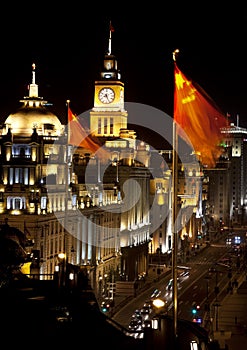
[208,266,216,273]
[216,257,231,268]
[143,300,153,309]
[101,298,114,313]
[180,270,190,278]
[131,313,143,323]
[166,277,180,291]
[134,309,141,315]
[140,306,152,318]
[166,278,173,291]
[142,319,152,329]
[53,305,72,323]
[150,288,161,299]
[128,319,141,331]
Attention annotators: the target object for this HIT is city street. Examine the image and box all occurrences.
[109,230,247,349]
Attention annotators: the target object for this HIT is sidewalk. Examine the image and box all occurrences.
[212,273,247,349]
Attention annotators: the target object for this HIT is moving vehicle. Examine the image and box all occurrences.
[150,288,161,299]
[166,277,180,291]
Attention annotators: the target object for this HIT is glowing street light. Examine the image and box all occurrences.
[58,252,66,260]
[153,298,166,308]
[58,253,66,288]
[152,298,168,316]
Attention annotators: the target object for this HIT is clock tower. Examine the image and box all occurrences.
[90,24,128,137]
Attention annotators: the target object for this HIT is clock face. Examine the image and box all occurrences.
[98,88,115,104]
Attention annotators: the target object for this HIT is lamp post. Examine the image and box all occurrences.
[204,275,212,330]
[54,258,60,289]
[212,268,220,332]
[58,252,66,290]
[104,273,108,297]
[190,340,198,350]
[205,275,210,310]
[152,298,167,316]
[99,275,103,297]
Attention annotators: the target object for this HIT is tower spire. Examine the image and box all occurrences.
[107,21,114,55]
[32,63,36,84]
[29,63,38,98]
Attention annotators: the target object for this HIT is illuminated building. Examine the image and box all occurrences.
[0,30,204,295]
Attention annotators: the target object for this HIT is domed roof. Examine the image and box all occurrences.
[3,63,64,137]
[4,104,63,136]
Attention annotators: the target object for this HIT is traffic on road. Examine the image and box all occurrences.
[112,231,247,338]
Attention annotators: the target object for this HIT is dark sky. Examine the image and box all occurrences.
[1,4,247,127]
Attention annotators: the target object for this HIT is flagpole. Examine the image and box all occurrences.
[108,21,113,55]
[65,99,70,234]
[62,99,70,290]
[170,51,228,343]
[172,49,179,343]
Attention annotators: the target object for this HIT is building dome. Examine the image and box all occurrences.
[3,63,64,137]
[4,104,63,136]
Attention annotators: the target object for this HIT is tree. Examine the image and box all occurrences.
[0,222,27,288]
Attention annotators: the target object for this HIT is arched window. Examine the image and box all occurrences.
[7,196,26,210]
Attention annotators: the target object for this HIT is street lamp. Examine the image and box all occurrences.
[55,255,60,273]
[104,273,108,297]
[190,340,198,350]
[153,298,166,309]
[54,257,60,289]
[152,298,167,330]
[58,253,66,259]
[212,268,221,332]
[58,252,66,289]
[152,298,167,316]
[69,273,74,280]
[99,275,103,297]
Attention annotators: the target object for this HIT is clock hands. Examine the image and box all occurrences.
[99,88,115,103]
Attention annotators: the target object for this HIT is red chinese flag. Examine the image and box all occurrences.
[174,63,228,167]
[68,107,109,160]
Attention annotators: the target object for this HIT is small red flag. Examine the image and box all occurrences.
[110,22,114,32]
[68,107,110,160]
[174,63,228,167]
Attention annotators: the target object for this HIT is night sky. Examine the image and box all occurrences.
[1,4,246,127]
